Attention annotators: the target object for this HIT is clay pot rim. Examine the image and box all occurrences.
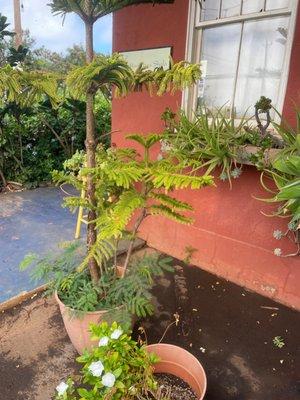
[146,343,207,400]
[55,291,113,316]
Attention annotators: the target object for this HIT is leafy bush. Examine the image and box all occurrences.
[0,95,111,189]
[54,322,159,400]
[52,133,213,276]
[20,241,173,325]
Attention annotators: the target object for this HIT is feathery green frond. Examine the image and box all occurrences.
[18,70,61,108]
[149,169,214,190]
[67,54,133,98]
[150,192,193,211]
[0,65,21,104]
[98,190,145,239]
[95,160,143,188]
[131,60,201,97]
[149,204,193,224]
[48,0,174,22]
[126,133,162,149]
[0,65,60,108]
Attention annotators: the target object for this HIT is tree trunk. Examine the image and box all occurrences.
[85,19,99,282]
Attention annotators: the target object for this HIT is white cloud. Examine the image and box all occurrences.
[1,0,112,53]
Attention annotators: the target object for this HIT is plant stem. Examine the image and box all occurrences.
[85,16,99,283]
[0,168,7,188]
[123,208,147,273]
[41,117,71,157]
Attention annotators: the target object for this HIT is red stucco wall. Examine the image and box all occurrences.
[112,0,300,309]
[283,1,300,126]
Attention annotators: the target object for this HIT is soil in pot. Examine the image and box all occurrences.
[150,373,198,400]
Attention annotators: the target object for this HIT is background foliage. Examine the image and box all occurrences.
[0,14,111,190]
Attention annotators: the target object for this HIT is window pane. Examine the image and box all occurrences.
[242,0,264,14]
[266,0,290,10]
[221,0,242,18]
[201,0,221,21]
[199,24,241,110]
[234,16,290,117]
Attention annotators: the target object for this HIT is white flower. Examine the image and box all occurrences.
[111,328,123,340]
[274,248,282,257]
[160,139,172,153]
[99,336,109,347]
[56,381,68,396]
[101,372,116,388]
[273,230,283,240]
[12,62,23,71]
[89,361,104,377]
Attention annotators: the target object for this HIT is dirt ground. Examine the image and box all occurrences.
[0,251,299,400]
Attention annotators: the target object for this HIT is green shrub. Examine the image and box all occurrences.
[54,322,159,400]
[0,95,111,188]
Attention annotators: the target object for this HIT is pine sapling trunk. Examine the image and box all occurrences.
[85,19,99,282]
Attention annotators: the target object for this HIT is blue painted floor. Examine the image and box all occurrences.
[0,187,77,302]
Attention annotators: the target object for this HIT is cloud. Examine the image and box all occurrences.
[1,0,112,53]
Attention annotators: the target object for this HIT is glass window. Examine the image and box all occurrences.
[234,16,289,116]
[221,0,242,18]
[199,24,241,110]
[201,0,221,21]
[194,0,294,118]
[266,0,291,11]
[242,0,264,14]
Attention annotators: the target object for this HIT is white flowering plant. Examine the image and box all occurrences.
[54,322,159,400]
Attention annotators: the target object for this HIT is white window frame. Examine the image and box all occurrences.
[183,0,299,121]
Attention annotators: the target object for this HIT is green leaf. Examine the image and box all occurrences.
[19,253,37,271]
[149,204,193,224]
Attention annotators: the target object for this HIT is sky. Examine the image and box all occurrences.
[1,0,112,54]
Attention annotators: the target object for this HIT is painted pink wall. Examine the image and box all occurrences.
[283,1,300,126]
[112,0,300,309]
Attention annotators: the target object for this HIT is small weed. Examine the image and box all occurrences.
[183,246,198,264]
[273,336,285,348]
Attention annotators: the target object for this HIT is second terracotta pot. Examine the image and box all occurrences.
[55,292,109,354]
[147,343,207,400]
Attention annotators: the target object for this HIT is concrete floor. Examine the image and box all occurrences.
[0,251,299,400]
[0,188,76,302]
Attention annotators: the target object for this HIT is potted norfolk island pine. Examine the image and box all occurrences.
[19,53,212,355]
[19,0,214,353]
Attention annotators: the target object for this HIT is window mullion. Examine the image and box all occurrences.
[219,0,223,18]
[240,0,243,15]
[231,21,244,118]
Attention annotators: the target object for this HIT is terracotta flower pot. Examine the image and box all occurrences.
[55,291,109,354]
[147,343,207,400]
